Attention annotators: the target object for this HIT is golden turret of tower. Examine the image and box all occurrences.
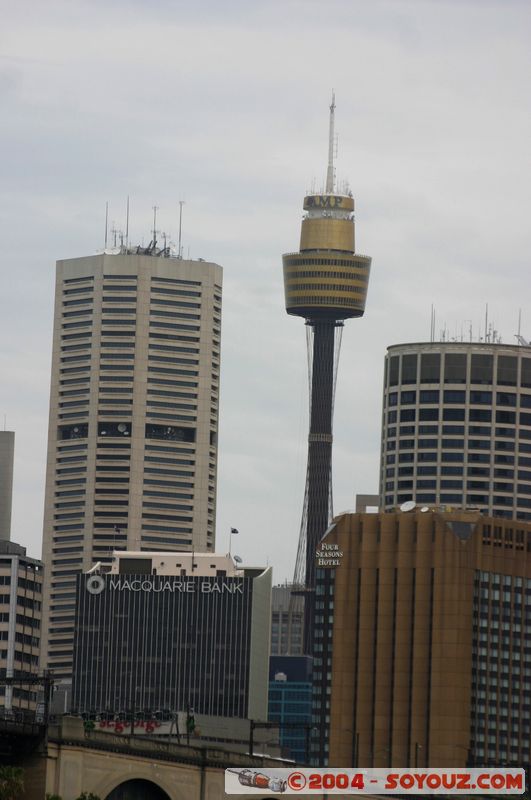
[282,95,371,320]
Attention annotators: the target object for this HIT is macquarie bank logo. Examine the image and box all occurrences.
[86,575,106,595]
[85,576,244,595]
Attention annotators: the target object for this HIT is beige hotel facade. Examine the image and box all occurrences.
[40,252,222,681]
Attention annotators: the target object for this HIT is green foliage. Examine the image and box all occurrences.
[0,766,25,800]
[45,795,62,800]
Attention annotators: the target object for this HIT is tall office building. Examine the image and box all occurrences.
[0,540,43,712]
[282,96,371,648]
[41,250,222,681]
[71,551,271,722]
[270,584,304,655]
[311,510,531,768]
[0,431,15,541]
[380,342,531,519]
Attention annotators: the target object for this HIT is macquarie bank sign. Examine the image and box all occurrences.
[86,574,244,596]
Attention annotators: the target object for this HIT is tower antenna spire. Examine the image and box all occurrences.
[325,90,336,193]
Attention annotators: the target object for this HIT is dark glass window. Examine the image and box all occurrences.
[521,394,531,408]
[443,408,465,421]
[497,356,517,386]
[417,479,436,489]
[441,493,463,503]
[58,423,88,440]
[442,452,464,462]
[419,425,438,434]
[444,353,467,384]
[418,439,438,448]
[387,410,397,423]
[442,466,463,475]
[400,425,415,435]
[497,392,516,407]
[401,354,418,384]
[400,391,416,405]
[400,409,416,422]
[496,440,515,452]
[417,466,437,475]
[443,425,464,435]
[418,452,437,462]
[419,408,439,421]
[495,410,515,424]
[416,493,436,502]
[420,353,441,383]
[98,422,132,437]
[444,390,465,404]
[471,354,493,385]
[520,412,531,427]
[388,392,398,407]
[470,409,492,422]
[419,390,439,404]
[389,356,399,386]
[398,467,413,476]
[399,439,414,450]
[399,453,414,463]
[145,423,196,443]
[469,390,492,404]
[441,480,462,489]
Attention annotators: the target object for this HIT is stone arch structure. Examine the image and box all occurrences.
[104,778,172,800]
[93,768,186,800]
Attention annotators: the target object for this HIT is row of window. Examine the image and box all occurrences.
[387,351,531,388]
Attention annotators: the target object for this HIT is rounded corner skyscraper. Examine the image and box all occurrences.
[283,94,371,647]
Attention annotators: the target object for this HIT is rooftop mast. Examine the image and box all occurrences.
[325,91,336,194]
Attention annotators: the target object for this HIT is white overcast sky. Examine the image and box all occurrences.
[1,0,530,580]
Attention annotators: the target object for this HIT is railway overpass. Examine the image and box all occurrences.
[6,715,324,800]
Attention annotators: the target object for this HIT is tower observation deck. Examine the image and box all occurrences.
[282,95,371,652]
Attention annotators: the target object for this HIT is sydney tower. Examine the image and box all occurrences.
[282,95,371,651]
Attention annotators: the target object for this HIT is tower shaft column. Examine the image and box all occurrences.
[306,321,336,588]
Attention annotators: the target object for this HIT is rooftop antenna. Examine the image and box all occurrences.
[111,222,117,248]
[178,200,185,259]
[104,201,109,249]
[125,196,130,250]
[152,205,159,250]
[518,308,522,339]
[484,303,488,343]
[325,90,336,194]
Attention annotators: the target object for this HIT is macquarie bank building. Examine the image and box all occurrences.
[71,552,271,720]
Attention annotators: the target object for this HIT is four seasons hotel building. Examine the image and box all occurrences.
[40,251,222,681]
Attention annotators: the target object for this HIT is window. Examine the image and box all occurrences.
[420,353,441,383]
[420,390,439,404]
[389,356,399,386]
[98,422,131,437]
[444,353,467,384]
[400,391,416,405]
[401,354,417,384]
[471,354,493,385]
[145,424,196,443]
[497,356,517,386]
[58,423,88,440]
[444,390,465,403]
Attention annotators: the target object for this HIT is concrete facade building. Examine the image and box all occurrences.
[380,342,531,519]
[270,585,304,655]
[0,431,15,541]
[0,540,43,712]
[71,552,271,722]
[310,510,531,768]
[41,251,222,682]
